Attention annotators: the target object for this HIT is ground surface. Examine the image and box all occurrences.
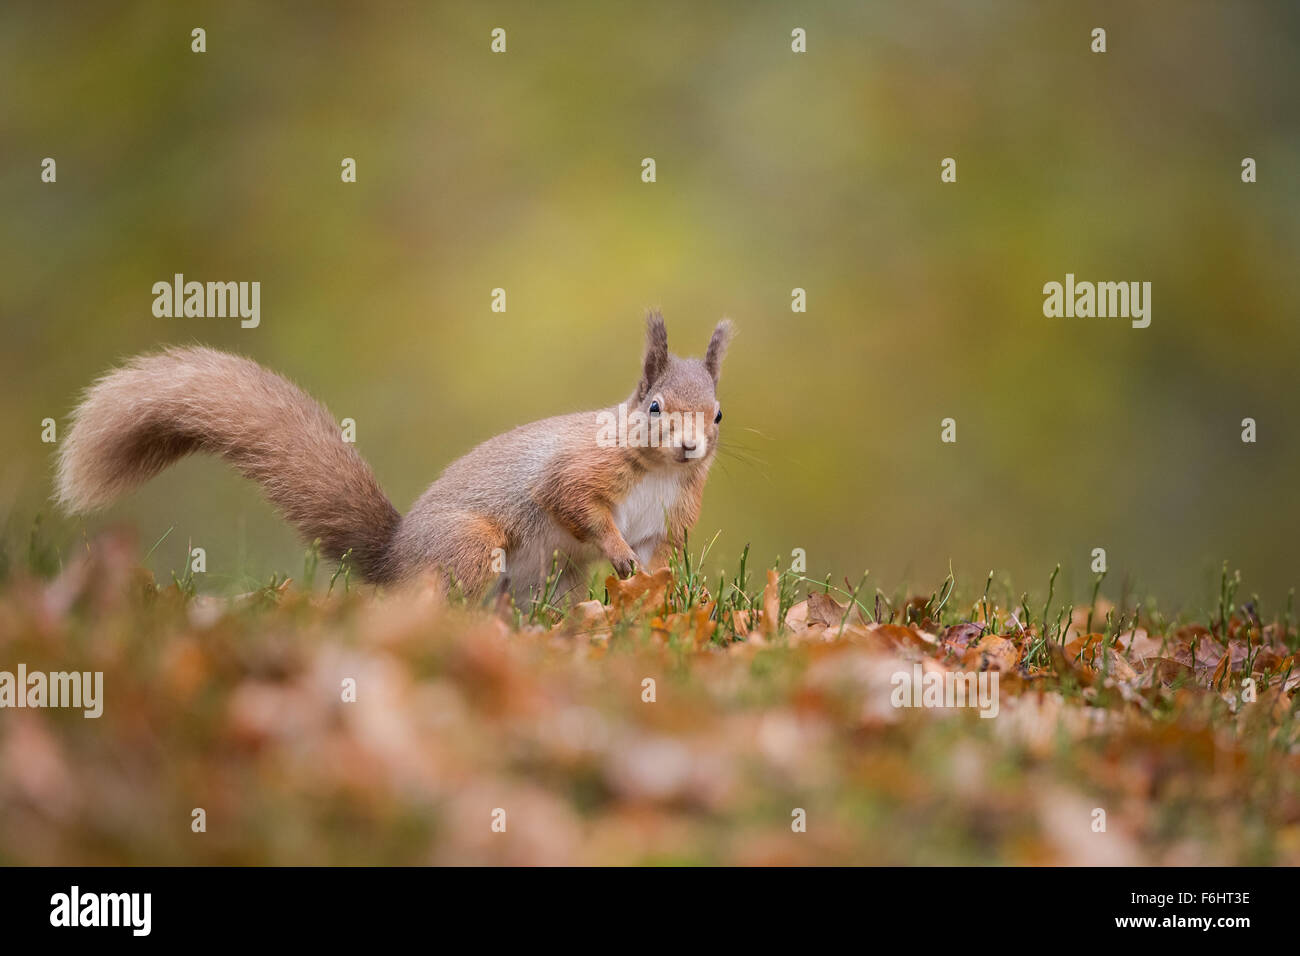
[1,531,1297,865]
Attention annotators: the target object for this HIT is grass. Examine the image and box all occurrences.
[0,516,1297,865]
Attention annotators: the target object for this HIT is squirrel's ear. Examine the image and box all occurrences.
[704,319,733,384]
[637,309,669,400]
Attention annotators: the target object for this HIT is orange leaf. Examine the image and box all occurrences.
[605,567,672,621]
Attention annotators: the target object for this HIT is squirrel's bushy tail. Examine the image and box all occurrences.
[55,346,401,583]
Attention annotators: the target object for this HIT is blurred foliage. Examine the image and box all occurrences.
[0,532,1297,865]
[2,1,1299,608]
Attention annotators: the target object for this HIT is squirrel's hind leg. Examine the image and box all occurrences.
[429,514,508,601]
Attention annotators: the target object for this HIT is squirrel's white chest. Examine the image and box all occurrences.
[614,470,684,552]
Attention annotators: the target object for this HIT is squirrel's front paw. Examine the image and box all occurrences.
[611,555,637,579]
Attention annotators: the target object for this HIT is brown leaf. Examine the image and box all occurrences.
[783,599,809,630]
[941,622,984,650]
[1101,647,1139,682]
[1146,657,1195,686]
[1211,652,1231,689]
[805,592,845,628]
[870,624,936,651]
[963,634,1020,673]
[567,599,611,639]
[605,567,672,620]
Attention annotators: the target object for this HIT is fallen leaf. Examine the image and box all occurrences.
[964,634,1020,673]
[941,622,984,650]
[605,568,672,621]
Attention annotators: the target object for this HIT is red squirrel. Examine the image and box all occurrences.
[55,312,732,601]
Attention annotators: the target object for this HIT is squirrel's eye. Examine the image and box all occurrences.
[714,409,722,424]
[649,400,661,415]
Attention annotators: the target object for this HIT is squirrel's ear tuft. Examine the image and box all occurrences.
[638,309,669,399]
[704,318,733,384]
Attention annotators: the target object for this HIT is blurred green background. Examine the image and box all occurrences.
[2,0,1297,608]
